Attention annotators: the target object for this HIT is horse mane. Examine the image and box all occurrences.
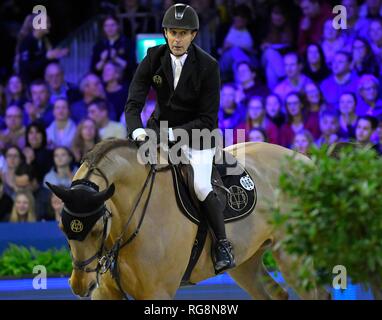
[82,138,136,167]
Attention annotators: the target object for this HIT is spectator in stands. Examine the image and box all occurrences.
[103,61,128,120]
[0,176,13,222]
[304,81,328,113]
[356,74,382,117]
[292,129,315,155]
[302,43,331,84]
[279,92,318,148]
[9,190,36,222]
[368,18,382,63]
[320,51,359,106]
[218,4,257,82]
[49,192,63,222]
[4,75,27,107]
[70,73,108,124]
[91,14,134,80]
[44,62,81,105]
[315,110,340,147]
[338,92,358,140]
[28,80,54,127]
[341,0,370,44]
[260,1,294,89]
[236,96,278,144]
[46,98,76,149]
[297,0,332,55]
[43,147,76,189]
[14,164,52,221]
[351,37,380,77]
[219,83,245,130]
[87,99,126,140]
[354,115,378,147]
[374,117,382,154]
[265,94,286,130]
[120,0,155,38]
[321,19,346,67]
[0,146,25,198]
[71,118,100,163]
[23,122,53,183]
[274,52,312,101]
[0,105,26,150]
[248,127,267,143]
[15,13,68,83]
[234,61,269,104]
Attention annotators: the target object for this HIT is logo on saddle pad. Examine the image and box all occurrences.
[70,219,84,233]
[240,175,255,191]
[228,186,248,211]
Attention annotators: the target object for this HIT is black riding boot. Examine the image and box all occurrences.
[201,191,236,274]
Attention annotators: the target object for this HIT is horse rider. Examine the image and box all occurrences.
[124,3,235,273]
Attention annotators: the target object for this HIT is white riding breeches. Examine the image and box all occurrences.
[181,146,216,202]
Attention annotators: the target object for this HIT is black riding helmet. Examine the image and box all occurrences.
[162,3,199,31]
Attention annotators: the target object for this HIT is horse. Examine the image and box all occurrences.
[47,139,330,300]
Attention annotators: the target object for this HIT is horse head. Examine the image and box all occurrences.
[46,181,115,298]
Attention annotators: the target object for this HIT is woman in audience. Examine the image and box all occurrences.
[351,37,380,77]
[24,121,53,183]
[321,19,346,67]
[265,93,286,131]
[248,127,267,143]
[48,192,63,222]
[71,118,100,163]
[302,43,331,84]
[9,190,36,222]
[1,146,25,198]
[43,147,77,189]
[291,130,315,155]
[338,92,358,140]
[5,75,28,107]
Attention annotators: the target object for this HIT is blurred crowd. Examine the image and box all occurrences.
[1,0,382,223]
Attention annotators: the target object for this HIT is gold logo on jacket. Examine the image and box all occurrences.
[153,75,162,87]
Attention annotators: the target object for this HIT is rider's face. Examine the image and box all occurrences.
[164,28,197,56]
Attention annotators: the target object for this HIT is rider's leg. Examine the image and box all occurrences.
[187,147,236,273]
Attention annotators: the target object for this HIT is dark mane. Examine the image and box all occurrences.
[82,138,136,167]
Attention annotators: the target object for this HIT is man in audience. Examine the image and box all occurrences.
[0,105,26,149]
[274,52,312,101]
[14,164,52,221]
[354,115,378,146]
[356,74,382,117]
[320,51,359,106]
[316,110,341,147]
[87,98,126,140]
[29,80,54,127]
[44,62,81,105]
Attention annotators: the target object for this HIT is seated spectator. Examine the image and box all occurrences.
[28,80,54,127]
[23,122,53,183]
[4,75,28,107]
[90,14,134,80]
[356,74,382,117]
[321,19,346,67]
[338,92,358,140]
[46,98,76,148]
[279,92,319,147]
[48,192,63,222]
[292,129,315,155]
[248,127,267,143]
[218,4,257,82]
[43,147,77,189]
[71,118,100,163]
[236,96,278,144]
[265,93,286,130]
[274,52,312,101]
[351,37,380,77]
[9,190,36,223]
[368,18,382,63]
[297,0,332,55]
[260,1,294,89]
[14,164,52,221]
[70,73,108,124]
[354,115,378,147]
[315,110,341,147]
[0,146,25,198]
[234,61,269,103]
[0,105,26,150]
[87,99,126,140]
[374,117,382,155]
[0,177,13,222]
[15,14,68,84]
[103,61,128,120]
[302,43,331,84]
[320,51,359,107]
[341,0,371,44]
[44,62,81,105]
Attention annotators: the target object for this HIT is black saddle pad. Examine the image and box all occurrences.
[170,150,257,225]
